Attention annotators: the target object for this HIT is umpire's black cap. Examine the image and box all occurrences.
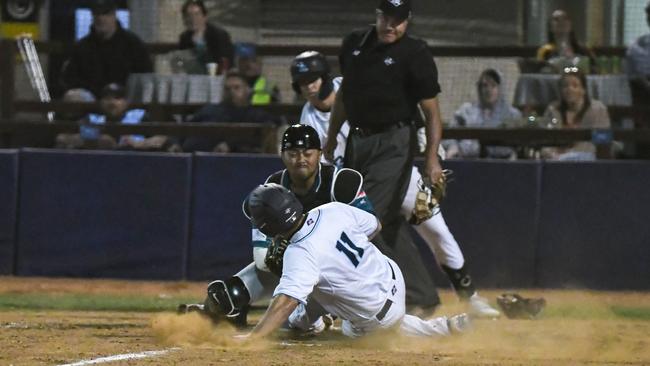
[377,0,412,22]
[242,183,303,237]
[281,124,321,152]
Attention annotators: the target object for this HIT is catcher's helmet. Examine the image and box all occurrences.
[243,183,303,237]
[290,51,333,99]
[281,124,321,152]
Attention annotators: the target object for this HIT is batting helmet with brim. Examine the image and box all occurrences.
[290,51,333,99]
[242,183,303,237]
[281,124,321,152]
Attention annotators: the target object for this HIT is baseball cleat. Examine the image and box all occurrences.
[468,293,501,318]
[446,313,472,334]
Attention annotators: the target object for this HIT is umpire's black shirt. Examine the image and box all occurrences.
[339,26,441,128]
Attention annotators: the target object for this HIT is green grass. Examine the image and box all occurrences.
[543,304,650,320]
[2,293,650,321]
[610,306,650,320]
[0,293,201,312]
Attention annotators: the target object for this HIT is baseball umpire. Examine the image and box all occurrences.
[291,50,498,317]
[323,0,445,316]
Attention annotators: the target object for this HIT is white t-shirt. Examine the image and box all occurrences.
[274,202,394,323]
[299,77,349,168]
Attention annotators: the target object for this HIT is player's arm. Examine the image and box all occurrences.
[324,82,346,162]
[420,96,444,184]
[249,294,299,339]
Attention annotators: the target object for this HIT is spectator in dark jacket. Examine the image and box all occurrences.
[183,71,279,152]
[61,0,152,97]
[178,0,234,74]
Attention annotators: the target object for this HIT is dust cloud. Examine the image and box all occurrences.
[151,312,271,351]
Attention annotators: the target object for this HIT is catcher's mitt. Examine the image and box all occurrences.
[409,169,452,225]
[496,293,546,319]
[264,237,289,276]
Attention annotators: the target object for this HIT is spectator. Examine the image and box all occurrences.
[178,0,234,74]
[56,88,96,122]
[61,0,153,97]
[235,43,281,105]
[626,1,650,106]
[445,69,522,159]
[541,67,611,160]
[57,83,178,152]
[536,9,596,74]
[182,71,279,152]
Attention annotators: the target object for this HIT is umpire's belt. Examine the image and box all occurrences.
[351,121,412,138]
[376,261,397,321]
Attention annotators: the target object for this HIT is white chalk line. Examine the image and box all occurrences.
[56,347,180,366]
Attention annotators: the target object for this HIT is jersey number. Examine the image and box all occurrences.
[336,232,364,267]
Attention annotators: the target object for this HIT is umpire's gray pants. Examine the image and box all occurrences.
[345,125,440,309]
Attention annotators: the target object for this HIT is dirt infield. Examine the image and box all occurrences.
[1,277,649,365]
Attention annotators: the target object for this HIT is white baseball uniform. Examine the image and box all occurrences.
[299,77,349,168]
[276,202,454,338]
[299,87,465,270]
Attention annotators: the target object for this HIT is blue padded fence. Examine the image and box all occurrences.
[536,161,650,290]
[0,150,18,275]
[0,148,648,289]
[439,160,541,288]
[15,149,192,280]
[187,154,283,280]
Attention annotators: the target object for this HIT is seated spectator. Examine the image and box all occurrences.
[541,67,611,160]
[444,69,522,159]
[626,1,650,159]
[56,88,96,122]
[56,83,179,152]
[178,0,234,74]
[536,9,596,74]
[235,43,281,105]
[182,71,279,152]
[626,1,650,106]
[61,0,152,97]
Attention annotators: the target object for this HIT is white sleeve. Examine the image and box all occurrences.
[253,246,270,272]
[273,245,319,304]
[349,204,379,238]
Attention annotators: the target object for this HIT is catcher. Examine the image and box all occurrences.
[179,124,375,331]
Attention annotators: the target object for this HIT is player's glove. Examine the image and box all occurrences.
[264,237,289,277]
[409,169,452,225]
[496,293,546,319]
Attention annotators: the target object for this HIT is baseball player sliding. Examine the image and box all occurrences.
[179,124,377,330]
[240,183,470,339]
[290,51,499,318]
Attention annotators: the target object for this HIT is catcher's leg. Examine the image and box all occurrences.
[204,262,279,327]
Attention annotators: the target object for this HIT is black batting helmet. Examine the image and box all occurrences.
[242,183,303,237]
[290,51,333,99]
[281,124,321,152]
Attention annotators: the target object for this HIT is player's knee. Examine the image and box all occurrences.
[205,276,251,318]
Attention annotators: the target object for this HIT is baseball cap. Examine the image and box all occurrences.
[100,83,126,99]
[377,0,412,22]
[235,42,257,60]
[91,0,117,15]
